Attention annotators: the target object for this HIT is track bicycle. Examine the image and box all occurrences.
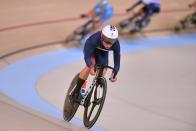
[174,12,196,32]
[63,64,115,129]
[64,19,95,45]
[117,16,150,35]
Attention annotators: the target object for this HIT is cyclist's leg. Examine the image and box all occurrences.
[81,20,93,35]
[72,57,96,98]
[139,14,150,29]
[131,6,145,21]
[139,5,153,29]
[127,6,146,32]
[139,3,160,29]
[79,20,97,43]
[120,7,144,29]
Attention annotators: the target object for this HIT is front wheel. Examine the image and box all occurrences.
[63,73,80,122]
[83,77,107,129]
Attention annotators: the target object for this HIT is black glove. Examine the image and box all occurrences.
[80,14,87,18]
[109,73,117,82]
[126,8,131,12]
[109,70,117,82]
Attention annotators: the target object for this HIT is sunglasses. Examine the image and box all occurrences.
[102,39,113,45]
[102,36,116,45]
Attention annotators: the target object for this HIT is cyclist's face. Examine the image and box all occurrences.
[103,41,112,49]
[101,33,114,49]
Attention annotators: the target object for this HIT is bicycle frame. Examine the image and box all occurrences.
[80,64,114,106]
[80,66,104,105]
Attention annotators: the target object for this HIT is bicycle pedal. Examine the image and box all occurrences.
[80,99,85,105]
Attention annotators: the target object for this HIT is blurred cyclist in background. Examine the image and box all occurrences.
[189,0,196,10]
[79,0,114,41]
[71,25,121,102]
[174,0,196,31]
[123,0,161,32]
[187,0,196,21]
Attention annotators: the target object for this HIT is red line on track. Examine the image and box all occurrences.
[0,8,193,32]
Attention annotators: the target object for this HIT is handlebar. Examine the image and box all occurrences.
[95,64,115,71]
[95,64,117,81]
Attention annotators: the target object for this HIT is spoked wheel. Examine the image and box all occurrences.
[63,73,80,122]
[83,78,107,129]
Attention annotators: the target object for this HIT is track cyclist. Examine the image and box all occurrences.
[79,0,114,42]
[71,25,121,103]
[124,0,161,32]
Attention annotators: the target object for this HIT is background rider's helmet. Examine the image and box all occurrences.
[142,0,153,4]
[142,0,159,4]
[101,25,118,45]
[99,0,108,5]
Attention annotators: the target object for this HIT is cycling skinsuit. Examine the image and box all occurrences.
[139,0,160,28]
[94,2,113,22]
[84,31,120,75]
[142,0,160,16]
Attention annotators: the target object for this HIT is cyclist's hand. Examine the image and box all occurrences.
[109,73,117,82]
[89,65,96,76]
[126,8,130,12]
[80,14,87,18]
[188,4,192,8]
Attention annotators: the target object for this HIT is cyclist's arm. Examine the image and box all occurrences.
[88,10,98,18]
[126,0,142,12]
[84,38,96,67]
[81,9,97,18]
[113,40,121,77]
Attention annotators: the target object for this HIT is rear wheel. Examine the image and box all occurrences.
[83,77,107,129]
[63,73,80,122]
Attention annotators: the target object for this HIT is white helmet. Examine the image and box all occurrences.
[142,0,159,4]
[100,0,108,5]
[101,25,118,45]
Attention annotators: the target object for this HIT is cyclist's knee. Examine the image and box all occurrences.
[91,57,96,65]
[79,67,91,79]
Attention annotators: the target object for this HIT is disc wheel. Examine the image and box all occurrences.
[63,73,80,122]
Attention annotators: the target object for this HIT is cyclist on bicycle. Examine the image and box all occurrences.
[188,1,196,23]
[174,1,196,31]
[125,0,161,32]
[79,0,114,42]
[189,0,196,17]
[72,25,120,102]
[189,1,196,10]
